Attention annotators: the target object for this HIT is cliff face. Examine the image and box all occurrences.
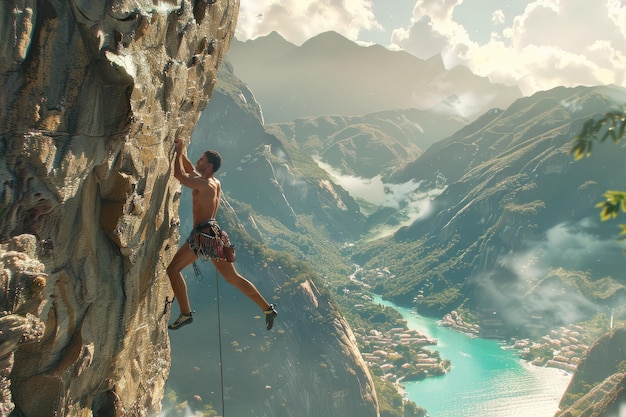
[0,1,239,415]
[557,328,626,417]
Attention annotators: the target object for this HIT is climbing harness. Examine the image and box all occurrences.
[193,261,202,277]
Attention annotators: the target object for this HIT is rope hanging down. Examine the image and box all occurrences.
[162,263,227,417]
[214,266,227,417]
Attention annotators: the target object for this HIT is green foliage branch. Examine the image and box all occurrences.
[571,109,626,160]
[571,108,626,240]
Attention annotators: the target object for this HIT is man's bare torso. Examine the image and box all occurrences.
[192,176,221,226]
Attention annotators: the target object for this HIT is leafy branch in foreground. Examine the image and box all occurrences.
[571,109,626,160]
[596,191,626,240]
[571,108,626,240]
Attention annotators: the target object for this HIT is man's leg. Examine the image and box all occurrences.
[166,243,197,316]
[212,260,269,310]
[212,260,278,330]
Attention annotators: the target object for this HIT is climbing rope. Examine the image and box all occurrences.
[164,262,226,416]
[214,266,226,417]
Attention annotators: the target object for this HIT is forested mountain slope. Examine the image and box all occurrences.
[266,108,466,178]
[354,85,626,337]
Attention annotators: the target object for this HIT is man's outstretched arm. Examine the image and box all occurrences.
[173,139,195,180]
[180,147,195,174]
[173,139,207,190]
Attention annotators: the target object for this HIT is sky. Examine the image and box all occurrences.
[235,0,626,96]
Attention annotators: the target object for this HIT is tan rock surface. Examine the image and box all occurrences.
[0,0,238,415]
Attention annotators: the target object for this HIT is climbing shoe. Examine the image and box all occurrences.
[168,312,193,330]
[264,304,278,330]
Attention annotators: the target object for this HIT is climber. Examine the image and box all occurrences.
[166,139,277,330]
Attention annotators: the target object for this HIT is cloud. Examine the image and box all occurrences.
[472,218,624,329]
[390,0,468,61]
[236,0,382,45]
[234,0,626,97]
[502,218,625,284]
[491,9,505,26]
[533,218,623,276]
[389,0,626,95]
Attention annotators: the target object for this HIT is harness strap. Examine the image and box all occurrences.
[193,219,217,231]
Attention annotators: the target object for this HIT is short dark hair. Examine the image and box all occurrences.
[204,150,222,172]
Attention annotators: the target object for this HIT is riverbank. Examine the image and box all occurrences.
[374,295,573,417]
[357,326,450,383]
[438,310,587,373]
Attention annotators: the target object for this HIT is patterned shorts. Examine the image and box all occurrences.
[187,220,231,261]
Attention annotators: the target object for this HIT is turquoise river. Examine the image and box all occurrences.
[374,295,573,417]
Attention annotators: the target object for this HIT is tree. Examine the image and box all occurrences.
[571,108,626,239]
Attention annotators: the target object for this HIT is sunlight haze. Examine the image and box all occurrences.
[236,0,626,95]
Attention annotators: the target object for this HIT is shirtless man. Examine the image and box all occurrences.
[166,139,277,330]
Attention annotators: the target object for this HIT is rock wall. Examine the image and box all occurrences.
[0,0,239,415]
[557,328,626,417]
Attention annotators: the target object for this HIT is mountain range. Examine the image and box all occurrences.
[265,108,466,179]
[226,31,523,123]
[356,85,626,326]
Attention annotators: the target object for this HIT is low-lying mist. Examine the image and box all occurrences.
[473,218,625,331]
[315,158,445,239]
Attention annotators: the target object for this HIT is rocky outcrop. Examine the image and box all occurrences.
[259,277,380,417]
[0,235,46,416]
[0,0,238,415]
[557,327,626,417]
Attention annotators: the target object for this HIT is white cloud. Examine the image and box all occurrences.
[470,218,624,327]
[491,9,505,25]
[390,0,470,61]
[389,17,450,60]
[236,0,382,45]
[389,0,626,95]
[499,218,625,286]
